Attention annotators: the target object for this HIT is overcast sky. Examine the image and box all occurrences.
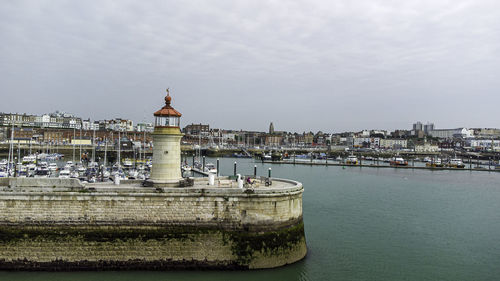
[1,0,500,133]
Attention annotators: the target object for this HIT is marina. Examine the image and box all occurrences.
[4,156,500,280]
[262,157,500,172]
[0,91,306,271]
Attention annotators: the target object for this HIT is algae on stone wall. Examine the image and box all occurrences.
[0,221,306,270]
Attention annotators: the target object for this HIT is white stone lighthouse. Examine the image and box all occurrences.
[147,89,183,187]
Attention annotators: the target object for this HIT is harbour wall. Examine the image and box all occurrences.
[0,179,306,270]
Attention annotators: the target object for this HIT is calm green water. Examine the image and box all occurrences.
[4,157,500,281]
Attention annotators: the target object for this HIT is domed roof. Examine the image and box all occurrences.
[154,89,182,117]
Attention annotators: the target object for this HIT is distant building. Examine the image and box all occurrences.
[380,139,408,149]
[265,135,282,146]
[269,122,275,134]
[414,143,439,152]
[428,128,473,139]
[353,137,380,148]
[467,139,500,151]
[473,128,500,139]
[413,122,423,132]
[136,123,154,132]
[183,123,210,135]
[423,123,434,134]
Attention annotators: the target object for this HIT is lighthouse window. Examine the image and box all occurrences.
[155,116,179,127]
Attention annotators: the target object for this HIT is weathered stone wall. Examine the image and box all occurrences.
[0,180,306,269]
[0,223,306,270]
[0,185,303,230]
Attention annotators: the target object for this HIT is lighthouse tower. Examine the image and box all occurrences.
[147,89,183,187]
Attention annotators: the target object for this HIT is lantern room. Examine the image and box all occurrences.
[154,89,182,128]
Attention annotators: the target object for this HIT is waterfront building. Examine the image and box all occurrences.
[0,113,37,127]
[265,135,283,146]
[353,137,380,148]
[105,118,134,132]
[380,138,408,149]
[135,122,154,132]
[467,139,500,151]
[82,119,100,131]
[183,123,210,136]
[414,143,440,152]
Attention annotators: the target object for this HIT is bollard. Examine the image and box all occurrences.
[234,162,237,176]
[216,158,219,177]
[237,174,243,188]
[254,165,257,178]
[208,173,215,186]
[268,167,272,178]
[203,156,206,172]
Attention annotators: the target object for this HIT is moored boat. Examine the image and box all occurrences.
[58,169,71,179]
[447,158,465,168]
[345,155,358,165]
[426,158,444,168]
[390,156,408,166]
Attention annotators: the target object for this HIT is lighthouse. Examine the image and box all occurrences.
[146,89,183,187]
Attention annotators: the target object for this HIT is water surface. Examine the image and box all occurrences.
[4,157,500,281]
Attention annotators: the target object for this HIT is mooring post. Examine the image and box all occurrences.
[268,167,272,178]
[216,158,219,177]
[234,161,237,176]
[469,156,472,170]
[202,156,206,171]
[192,155,195,166]
[254,165,257,178]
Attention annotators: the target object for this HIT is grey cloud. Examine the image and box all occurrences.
[1,0,500,132]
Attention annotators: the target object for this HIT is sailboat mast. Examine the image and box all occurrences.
[104,136,107,167]
[72,127,76,162]
[8,122,14,172]
[79,124,82,163]
[118,130,121,168]
[92,127,96,163]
